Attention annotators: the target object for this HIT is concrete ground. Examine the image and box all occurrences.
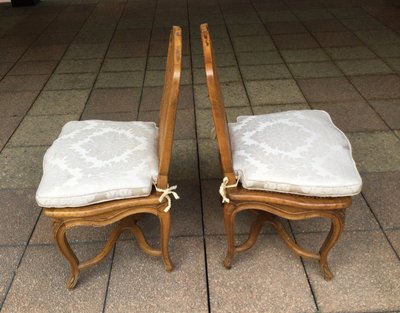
[0,0,400,312]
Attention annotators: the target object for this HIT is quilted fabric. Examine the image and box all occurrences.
[229,110,362,197]
[36,120,159,208]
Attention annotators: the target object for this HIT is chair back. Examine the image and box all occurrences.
[200,23,236,183]
[157,26,182,188]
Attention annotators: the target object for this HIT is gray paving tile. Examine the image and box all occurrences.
[0,189,41,245]
[369,99,400,129]
[170,139,198,181]
[350,74,400,99]
[273,33,320,49]
[370,44,400,58]
[206,234,316,313]
[0,47,26,63]
[259,10,299,22]
[0,75,49,92]
[192,53,237,68]
[101,57,146,72]
[314,31,363,47]
[0,146,48,189]
[0,116,22,150]
[0,62,13,77]
[21,44,67,62]
[55,59,102,74]
[105,237,208,313]
[246,79,306,105]
[336,59,393,75]
[288,61,342,78]
[291,194,379,233]
[303,19,347,32]
[362,171,400,229]
[310,101,388,132]
[9,60,57,75]
[45,73,96,90]
[81,112,138,121]
[385,57,400,72]
[329,8,369,19]
[347,131,400,173]
[296,231,400,312]
[95,71,143,88]
[1,243,111,313]
[8,114,78,147]
[0,246,24,307]
[231,35,275,52]
[341,16,387,31]
[252,103,310,114]
[29,90,90,115]
[228,23,268,37]
[140,85,193,111]
[356,30,400,45]
[325,46,376,60]
[107,41,148,58]
[147,55,191,70]
[64,43,108,60]
[240,64,291,80]
[280,48,330,63]
[198,139,221,179]
[265,21,307,34]
[236,51,283,66]
[293,8,335,21]
[386,230,400,256]
[193,66,241,85]
[85,88,140,114]
[144,69,192,86]
[298,77,362,103]
[191,37,233,55]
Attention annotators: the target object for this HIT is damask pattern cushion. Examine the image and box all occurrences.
[36,120,159,208]
[229,110,362,197]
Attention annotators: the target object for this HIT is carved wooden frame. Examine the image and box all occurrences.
[43,26,182,289]
[200,23,351,280]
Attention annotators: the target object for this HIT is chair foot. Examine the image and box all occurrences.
[66,271,79,290]
[320,262,333,281]
[159,211,173,272]
[223,257,232,269]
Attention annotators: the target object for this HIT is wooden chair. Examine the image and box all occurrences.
[36,26,182,289]
[200,23,362,280]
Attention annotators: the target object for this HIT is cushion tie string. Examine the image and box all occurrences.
[219,174,241,203]
[154,184,180,212]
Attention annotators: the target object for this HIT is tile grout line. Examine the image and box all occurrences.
[186,1,212,311]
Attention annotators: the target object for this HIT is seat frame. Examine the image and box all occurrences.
[200,23,352,280]
[43,26,182,289]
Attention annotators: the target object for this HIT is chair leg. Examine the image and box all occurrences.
[319,209,345,280]
[53,220,80,290]
[223,203,236,269]
[159,211,173,272]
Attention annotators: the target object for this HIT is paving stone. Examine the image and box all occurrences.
[231,35,275,52]
[296,231,400,312]
[139,109,196,140]
[336,59,393,75]
[193,67,241,85]
[246,79,306,105]
[55,59,102,74]
[0,75,49,92]
[0,117,22,150]
[107,41,148,58]
[370,44,400,58]
[0,189,41,245]
[144,69,191,86]
[325,46,376,60]
[252,103,310,114]
[288,61,342,78]
[45,73,96,90]
[9,60,57,76]
[0,246,24,307]
[297,77,362,103]
[1,243,111,313]
[356,30,400,45]
[21,44,67,61]
[329,7,369,19]
[347,131,400,173]
[0,47,26,63]
[291,194,379,233]
[386,230,400,255]
[81,111,138,121]
[0,146,48,189]
[63,43,108,60]
[147,55,191,70]
[0,91,38,117]
[191,37,233,55]
[101,57,146,72]
[8,114,78,147]
[385,57,400,72]
[310,101,388,132]
[192,53,237,68]
[314,31,363,47]
[105,237,208,313]
[236,51,283,66]
[228,23,267,37]
[206,235,316,313]
[29,90,90,115]
[198,139,221,179]
[362,171,400,229]
[170,139,198,181]
[86,88,140,114]
[280,48,330,63]
[303,19,347,32]
[293,8,335,21]
[341,16,387,31]
[140,85,193,111]
[350,74,400,99]
[95,71,143,88]
[259,10,299,22]
[225,13,259,25]
[369,99,400,129]
[273,33,320,49]
[0,62,13,77]
[265,21,307,34]
[112,28,151,42]
[240,64,291,80]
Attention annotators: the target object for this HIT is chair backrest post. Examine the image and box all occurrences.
[200,23,236,184]
[157,26,182,189]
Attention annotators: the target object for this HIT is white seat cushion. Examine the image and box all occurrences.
[229,110,362,197]
[36,120,159,208]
